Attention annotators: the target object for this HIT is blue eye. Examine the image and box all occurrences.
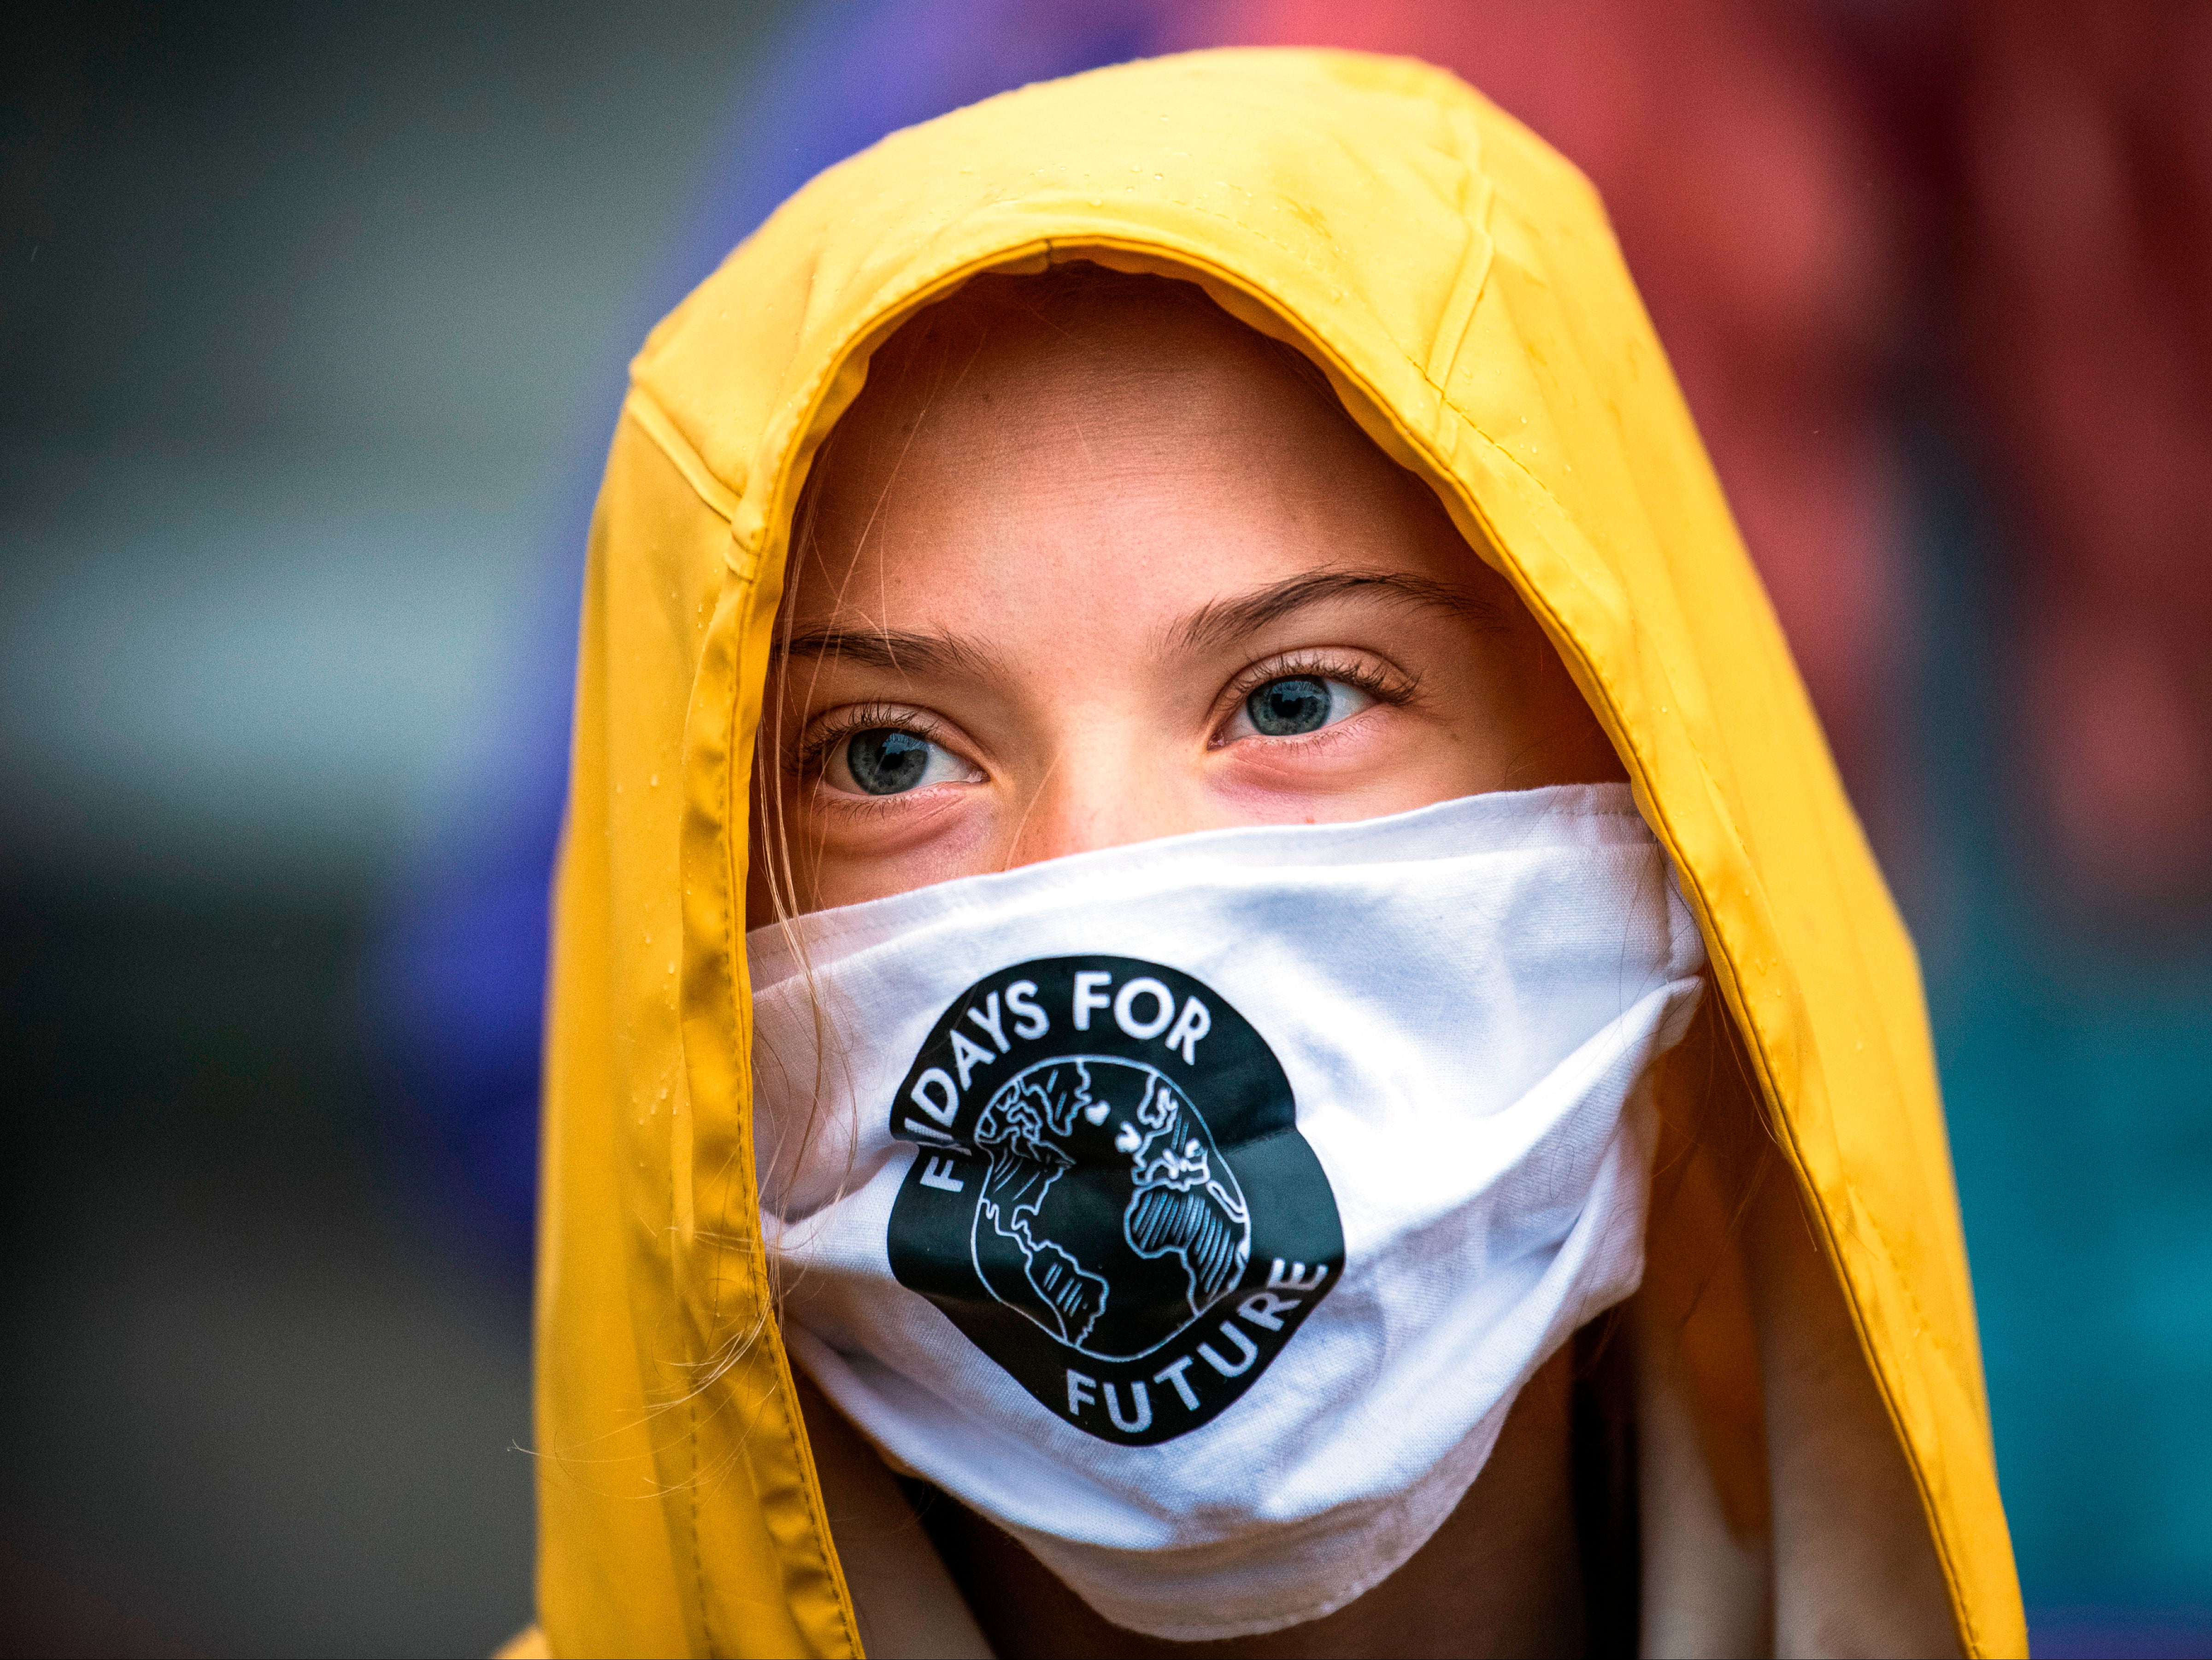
[844,728,933,795]
[822,719,981,798]
[1247,676,1335,736]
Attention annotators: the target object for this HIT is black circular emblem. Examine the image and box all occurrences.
[887,955,1343,1444]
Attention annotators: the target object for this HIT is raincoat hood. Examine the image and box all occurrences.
[532,48,2022,1658]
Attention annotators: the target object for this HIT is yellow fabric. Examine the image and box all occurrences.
[536,47,2023,1657]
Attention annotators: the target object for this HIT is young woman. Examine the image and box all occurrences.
[516,49,2024,1659]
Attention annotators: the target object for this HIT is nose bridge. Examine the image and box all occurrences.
[1002,731,1181,870]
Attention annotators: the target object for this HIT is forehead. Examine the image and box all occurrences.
[790,270,1469,625]
[818,274,1362,496]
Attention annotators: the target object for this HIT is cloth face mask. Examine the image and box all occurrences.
[748,783,1707,1641]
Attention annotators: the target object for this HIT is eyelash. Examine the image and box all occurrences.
[794,701,950,778]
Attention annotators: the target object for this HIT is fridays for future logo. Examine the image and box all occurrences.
[886,955,1342,1444]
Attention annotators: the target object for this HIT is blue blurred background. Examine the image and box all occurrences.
[3,3,2207,1655]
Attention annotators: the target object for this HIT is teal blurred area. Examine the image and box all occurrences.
[1908,429,2212,1645]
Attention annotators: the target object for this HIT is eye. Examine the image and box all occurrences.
[828,727,972,796]
[1236,675,1375,739]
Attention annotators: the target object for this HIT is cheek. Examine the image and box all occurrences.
[1208,705,1493,815]
[790,792,1004,912]
[1486,635,1626,788]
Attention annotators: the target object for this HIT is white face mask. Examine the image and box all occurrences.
[748,783,1706,1642]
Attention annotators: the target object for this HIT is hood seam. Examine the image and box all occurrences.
[625,387,745,526]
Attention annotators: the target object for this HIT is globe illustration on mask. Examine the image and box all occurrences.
[970,1055,1251,1360]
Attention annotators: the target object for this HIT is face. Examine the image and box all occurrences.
[753,273,1622,918]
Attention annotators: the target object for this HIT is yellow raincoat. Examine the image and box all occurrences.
[523,48,2024,1658]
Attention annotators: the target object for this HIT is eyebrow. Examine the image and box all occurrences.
[775,567,1506,680]
[776,627,1001,678]
[1166,568,1509,653]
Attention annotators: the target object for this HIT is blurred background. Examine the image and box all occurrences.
[2,2,2207,1655]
